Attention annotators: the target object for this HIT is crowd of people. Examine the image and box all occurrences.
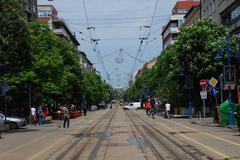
[143,95,171,119]
[30,104,77,128]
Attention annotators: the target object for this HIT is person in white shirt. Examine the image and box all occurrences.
[165,103,171,119]
[31,106,36,124]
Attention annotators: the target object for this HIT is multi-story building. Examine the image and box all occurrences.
[37,5,80,49]
[78,51,94,73]
[134,58,157,81]
[201,0,240,34]
[181,5,201,28]
[161,0,200,50]
[19,0,38,21]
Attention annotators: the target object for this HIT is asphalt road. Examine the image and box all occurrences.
[0,104,240,160]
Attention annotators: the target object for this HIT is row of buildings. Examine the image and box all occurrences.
[19,0,95,73]
[133,0,240,85]
[162,0,240,50]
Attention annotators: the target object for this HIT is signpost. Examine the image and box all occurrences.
[199,79,208,118]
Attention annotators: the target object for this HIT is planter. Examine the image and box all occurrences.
[70,111,81,119]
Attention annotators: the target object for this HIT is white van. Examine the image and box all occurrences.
[123,102,141,110]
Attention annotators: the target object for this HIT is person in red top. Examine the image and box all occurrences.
[145,96,151,117]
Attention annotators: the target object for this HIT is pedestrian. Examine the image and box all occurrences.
[37,105,44,125]
[213,106,219,123]
[110,103,112,109]
[0,117,3,139]
[83,105,87,116]
[236,105,240,135]
[63,108,70,128]
[145,96,151,118]
[150,96,156,119]
[57,106,64,128]
[165,102,171,119]
[31,106,37,125]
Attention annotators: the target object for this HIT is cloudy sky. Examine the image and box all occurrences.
[38,0,178,88]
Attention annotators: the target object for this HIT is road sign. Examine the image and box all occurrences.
[199,79,208,87]
[210,87,219,96]
[223,65,236,86]
[200,91,207,99]
[209,77,218,87]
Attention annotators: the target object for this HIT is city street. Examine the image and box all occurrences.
[0,104,240,160]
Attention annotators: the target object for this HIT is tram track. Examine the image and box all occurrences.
[65,107,117,160]
[130,111,215,160]
[50,108,114,160]
[125,110,165,160]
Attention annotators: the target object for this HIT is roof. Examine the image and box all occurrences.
[172,0,200,14]
[53,19,80,46]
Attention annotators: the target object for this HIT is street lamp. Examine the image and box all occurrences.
[215,34,238,127]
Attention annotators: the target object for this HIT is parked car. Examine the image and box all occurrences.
[0,113,27,129]
[90,105,98,111]
[97,101,106,109]
[123,102,141,110]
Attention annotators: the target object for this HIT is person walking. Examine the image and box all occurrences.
[0,117,3,139]
[57,106,64,128]
[63,108,70,128]
[236,105,240,135]
[145,96,151,118]
[165,102,171,119]
[37,106,44,125]
[150,96,156,119]
[31,106,37,125]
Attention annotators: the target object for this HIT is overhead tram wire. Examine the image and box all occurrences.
[82,0,112,84]
[137,0,160,64]
[130,0,160,75]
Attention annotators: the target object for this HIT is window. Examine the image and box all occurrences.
[231,5,240,21]
[38,11,52,17]
[171,22,178,28]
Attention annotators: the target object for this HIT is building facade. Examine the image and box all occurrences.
[78,51,94,73]
[19,0,38,21]
[181,5,201,28]
[161,0,200,50]
[201,0,240,34]
[37,5,80,49]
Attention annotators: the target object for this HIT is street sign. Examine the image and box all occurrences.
[223,65,236,86]
[200,91,207,99]
[209,77,218,87]
[210,87,219,96]
[199,79,208,87]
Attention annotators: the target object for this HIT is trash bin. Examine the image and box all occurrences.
[219,101,237,125]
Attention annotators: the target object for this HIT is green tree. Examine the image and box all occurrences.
[0,0,33,74]
[28,22,83,104]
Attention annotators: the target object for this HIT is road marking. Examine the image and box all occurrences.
[163,118,240,147]
[157,122,230,159]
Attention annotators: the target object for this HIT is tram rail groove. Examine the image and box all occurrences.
[53,109,113,160]
[125,110,165,160]
[88,107,118,160]
[125,111,149,160]
[131,111,215,160]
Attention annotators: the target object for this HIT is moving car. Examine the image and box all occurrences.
[123,102,141,110]
[0,113,27,129]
